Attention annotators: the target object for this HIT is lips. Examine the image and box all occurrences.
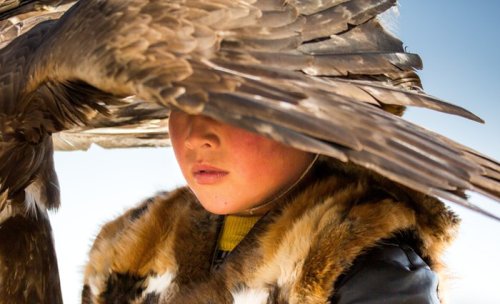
[191,164,228,185]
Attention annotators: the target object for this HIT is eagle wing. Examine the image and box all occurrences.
[0,0,498,218]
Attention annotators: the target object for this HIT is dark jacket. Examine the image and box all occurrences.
[332,239,439,304]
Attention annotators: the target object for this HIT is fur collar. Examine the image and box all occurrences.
[83,160,459,303]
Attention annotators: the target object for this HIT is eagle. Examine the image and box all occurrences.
[0,0,499,302]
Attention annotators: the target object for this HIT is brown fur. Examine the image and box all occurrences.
[83,160,459,304]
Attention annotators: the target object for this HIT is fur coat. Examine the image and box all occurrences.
[82,159,459,303]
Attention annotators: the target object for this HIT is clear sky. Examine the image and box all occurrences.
[49,1,500,303]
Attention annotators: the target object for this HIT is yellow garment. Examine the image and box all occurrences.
[218,215,261,252]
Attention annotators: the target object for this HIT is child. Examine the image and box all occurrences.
[82,109,457,303]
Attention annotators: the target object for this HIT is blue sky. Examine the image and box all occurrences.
[399,1,500,158]
[49,2,500,303]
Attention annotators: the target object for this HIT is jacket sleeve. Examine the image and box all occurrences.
[329,242,440,304]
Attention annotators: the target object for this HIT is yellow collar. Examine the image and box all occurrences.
[218,215,261,252]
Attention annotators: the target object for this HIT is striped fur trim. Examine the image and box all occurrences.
[83,165,459,303]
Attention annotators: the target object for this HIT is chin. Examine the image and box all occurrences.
[194,194,234,215]
[199,202,234,215]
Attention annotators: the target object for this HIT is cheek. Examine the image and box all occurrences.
[168,114,189,173]
[225,131,288,181]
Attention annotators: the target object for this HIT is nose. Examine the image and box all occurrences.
[184,115,220,150]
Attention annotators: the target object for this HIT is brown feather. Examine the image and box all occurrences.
[0,0,498,223]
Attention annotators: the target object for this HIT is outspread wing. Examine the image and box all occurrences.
[0,0,499,220]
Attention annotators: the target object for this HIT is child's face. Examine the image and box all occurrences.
[169,110,314,215]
